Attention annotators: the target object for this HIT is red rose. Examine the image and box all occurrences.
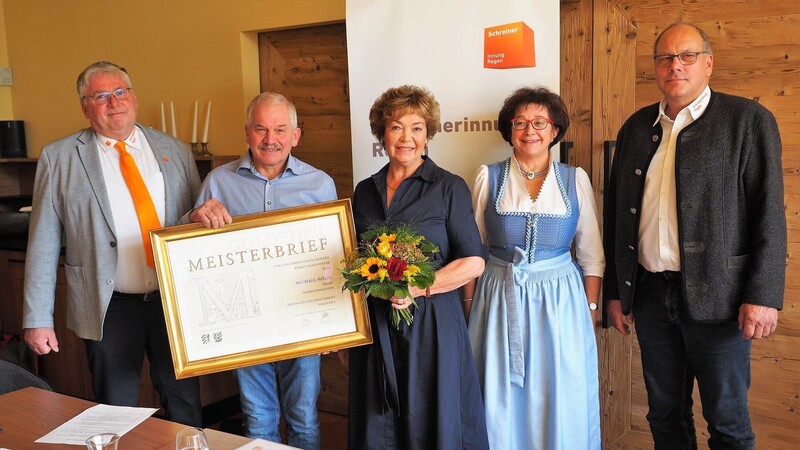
[386,257,408,282]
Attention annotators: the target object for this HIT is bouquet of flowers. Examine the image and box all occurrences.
[341,223,439,328]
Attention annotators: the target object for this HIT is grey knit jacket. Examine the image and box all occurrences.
[603,90,786,322]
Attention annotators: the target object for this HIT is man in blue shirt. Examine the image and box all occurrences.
[189,92,337,449]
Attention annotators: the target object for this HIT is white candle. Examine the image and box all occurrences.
[170,101,177,138]
[192,101,198,143]
[202,101,212,143]
[160,102,166,133]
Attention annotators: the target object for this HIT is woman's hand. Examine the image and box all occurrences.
[388,294,414,310]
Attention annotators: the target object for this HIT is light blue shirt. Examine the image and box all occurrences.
[194,151,337,215]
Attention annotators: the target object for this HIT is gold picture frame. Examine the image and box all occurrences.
[150,199,371,378]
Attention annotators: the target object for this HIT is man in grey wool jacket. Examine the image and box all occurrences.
[603,22,785,450]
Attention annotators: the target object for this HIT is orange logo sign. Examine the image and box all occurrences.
[484,21,535,69]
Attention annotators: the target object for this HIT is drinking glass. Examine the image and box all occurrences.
[85,433,120,450]
[175,426,209,450]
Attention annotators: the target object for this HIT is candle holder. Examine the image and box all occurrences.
[190,142,201,156]
[200,142,213,156]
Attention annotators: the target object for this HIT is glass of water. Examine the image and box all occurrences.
[175,426,209,450]
[85,433,120,450]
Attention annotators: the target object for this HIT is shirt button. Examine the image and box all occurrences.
[625,280,632,286]
[110,241,117,248]
[630,208,637,215]
[627,245,635,250]
[267,201,272,206]
[635,169,642,176]
[106,279,114,285]
[652,134,659,142]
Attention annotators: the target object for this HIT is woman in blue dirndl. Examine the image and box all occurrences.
[467,87,604,450]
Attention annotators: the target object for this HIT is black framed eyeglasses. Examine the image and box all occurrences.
[83,87,133,105]
[653,51,709,67]
[511,117,554,131]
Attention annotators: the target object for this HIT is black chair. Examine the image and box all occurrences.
[0,359,53,395]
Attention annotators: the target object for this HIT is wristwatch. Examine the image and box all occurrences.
[588,302,599,311]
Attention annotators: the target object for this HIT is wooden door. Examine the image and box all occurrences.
[258,23,353,200]
[562,0,640,446]
[592,2,640,446]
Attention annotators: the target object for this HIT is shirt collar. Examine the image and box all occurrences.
[653,85,712,126]
[97,126,141,152]
[237,151,303,179]
[373,156,438,185]
[413,156,438,182]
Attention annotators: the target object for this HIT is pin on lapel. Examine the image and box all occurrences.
[162,156,169,162]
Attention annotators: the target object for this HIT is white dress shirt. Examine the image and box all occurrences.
[638,86,711,272]
[97,126,166,293]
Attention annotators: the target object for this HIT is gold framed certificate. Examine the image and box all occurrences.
[150,199,371,378]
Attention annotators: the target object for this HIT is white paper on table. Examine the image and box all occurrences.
[234,438,300,449]
[35,404,158,445]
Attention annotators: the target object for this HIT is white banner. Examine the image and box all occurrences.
[346,0,560,185]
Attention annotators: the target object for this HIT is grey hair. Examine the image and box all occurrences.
[246,92,298,129]
[76,61,132,100]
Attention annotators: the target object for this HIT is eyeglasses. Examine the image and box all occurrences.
[653,51,709,67]
[83,87,132,104]
[511,117,554,131]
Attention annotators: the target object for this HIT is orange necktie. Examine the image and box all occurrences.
[114,141,161,268]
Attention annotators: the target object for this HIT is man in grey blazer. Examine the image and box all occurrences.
[603,24,785,449]
[22,61,223,426]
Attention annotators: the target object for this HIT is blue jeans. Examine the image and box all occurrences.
[236,355,321,450]
[634,267,754,450]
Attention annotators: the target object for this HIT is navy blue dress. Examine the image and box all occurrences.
[348,157,490,450]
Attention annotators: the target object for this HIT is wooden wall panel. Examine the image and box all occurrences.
[589,1,639,447]
[560,0,593,173]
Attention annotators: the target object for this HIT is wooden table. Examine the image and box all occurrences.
[0,387,253,449]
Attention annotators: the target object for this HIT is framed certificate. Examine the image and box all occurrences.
[150,199,371,378]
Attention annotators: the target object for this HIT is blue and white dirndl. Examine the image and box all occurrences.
[469,161,601,450]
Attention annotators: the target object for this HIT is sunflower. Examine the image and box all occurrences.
[359,257,387,280]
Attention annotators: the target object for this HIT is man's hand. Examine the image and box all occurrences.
[738,304,778,339]
[189,199,232,228]
[607,299,634,336]
[24,328,59,355]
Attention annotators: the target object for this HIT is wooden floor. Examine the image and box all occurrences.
[606,430,715,450]
[606,430,658,449]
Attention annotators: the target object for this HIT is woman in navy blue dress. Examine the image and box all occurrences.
[346,85,490,449]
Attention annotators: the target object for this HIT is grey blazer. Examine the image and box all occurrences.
[22,125,200,340]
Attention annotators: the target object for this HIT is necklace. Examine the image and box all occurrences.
[516,158,550,180]
[386,180,401,191]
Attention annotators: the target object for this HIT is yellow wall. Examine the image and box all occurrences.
[0,0,12,119]
[0,0,345,157]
